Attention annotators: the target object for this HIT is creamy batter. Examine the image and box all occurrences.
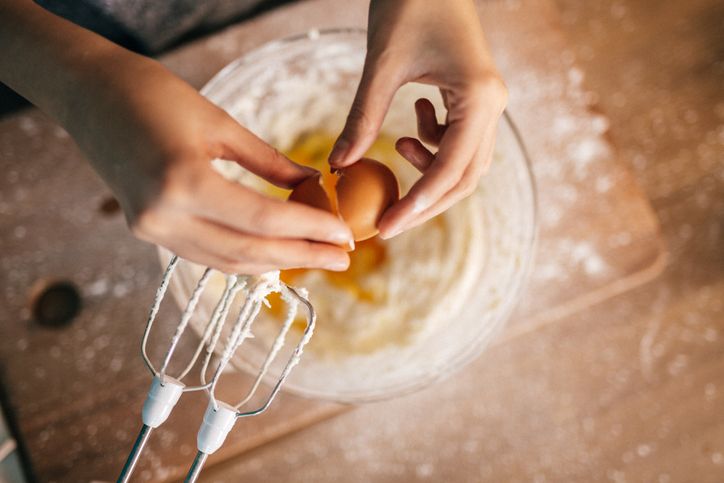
[210,130,486,358]
[178,34,536,400]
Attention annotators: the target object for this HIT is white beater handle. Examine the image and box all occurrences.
[196,400,237,454]
[141,376,185,428]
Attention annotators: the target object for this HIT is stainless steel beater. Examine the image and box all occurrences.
[184,279,314,482]
[117,255,315,483]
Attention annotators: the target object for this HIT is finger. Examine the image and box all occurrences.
[402,129,494,233]
[395,137,435,172]
[186,215,350,272]
[170,241,278,275]
[378,111,486,238]
[149,223,259,274]
[168,237,284,275]
[415,98,445,146]
[191,170,353,246]
[328,58,403,168]
[441,89,451,115]
[217,114,316,188]
[135,211,285,274]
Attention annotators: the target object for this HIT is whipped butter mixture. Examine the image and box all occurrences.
[212,131,486,358]
[187,39,535,398]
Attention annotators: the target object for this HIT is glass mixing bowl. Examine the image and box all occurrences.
[159,29,537,403]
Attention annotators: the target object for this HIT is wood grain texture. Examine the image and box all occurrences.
[0,0,672,481]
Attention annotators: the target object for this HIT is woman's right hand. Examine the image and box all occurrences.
[66,53,353,274]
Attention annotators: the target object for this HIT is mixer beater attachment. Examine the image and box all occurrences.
[117,255,315,483]
[185,282,314,482]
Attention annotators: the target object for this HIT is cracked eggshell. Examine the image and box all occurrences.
[289,159,399,243]
[288,173,333,213]
[336,158,399,241]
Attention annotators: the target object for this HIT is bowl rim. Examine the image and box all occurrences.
[180,28,540,403]
[200,27,369,98]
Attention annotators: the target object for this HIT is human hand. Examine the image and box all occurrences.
[66,54,353,274]
[328,0,507,238]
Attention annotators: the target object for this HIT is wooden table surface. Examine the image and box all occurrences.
[0,0,720,481]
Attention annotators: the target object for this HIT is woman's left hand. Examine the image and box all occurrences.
[328,0,507,239]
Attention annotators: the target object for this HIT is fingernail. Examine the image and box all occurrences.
[330,230,353,245]
[379,225,403,240]
[301,165,318,176]
[412,195,431,214]
[329,138,349,166]
[325,259,349,271]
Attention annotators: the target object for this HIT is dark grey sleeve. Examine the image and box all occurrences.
[35,0,283,54]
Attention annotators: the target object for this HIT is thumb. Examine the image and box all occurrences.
[329,60,401,168]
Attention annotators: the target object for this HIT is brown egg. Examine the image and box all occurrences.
[336,158,399,241]
[288,158,399,243]
[288,173,332,213]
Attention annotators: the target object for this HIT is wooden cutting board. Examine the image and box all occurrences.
[0,0,665,481]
